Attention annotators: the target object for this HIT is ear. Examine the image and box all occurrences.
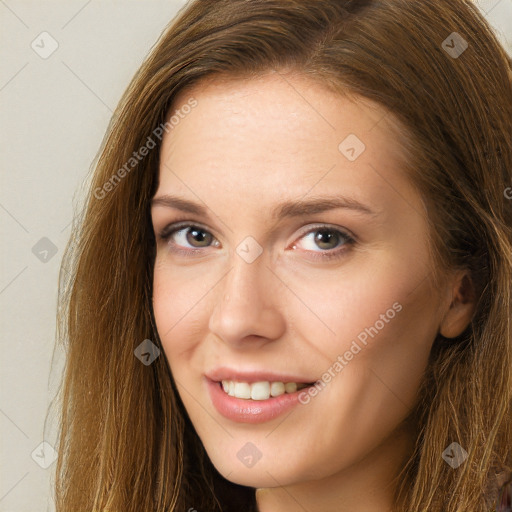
[439,270,477,338]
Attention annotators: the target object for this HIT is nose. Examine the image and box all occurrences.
[208,254,286,349]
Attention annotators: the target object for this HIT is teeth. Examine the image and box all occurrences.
[251,381,270,400]
[234,382,251,399]
[284,382,297,393]
[220,380,309,400]
[270,381,285,397]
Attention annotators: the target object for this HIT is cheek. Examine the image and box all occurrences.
[152,259,213,361]
[286,253,439,413]
[286,252,437,351]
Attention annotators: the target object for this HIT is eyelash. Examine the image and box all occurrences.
[157,221,356,262]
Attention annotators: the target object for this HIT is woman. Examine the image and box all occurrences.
[51,0,512,510]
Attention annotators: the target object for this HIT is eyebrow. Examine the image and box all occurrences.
[151,194,379,219]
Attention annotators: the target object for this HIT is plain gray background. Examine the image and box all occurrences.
[0,1,510,510]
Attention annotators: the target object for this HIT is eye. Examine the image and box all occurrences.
[158,222,219,255]
[290,226,355,261]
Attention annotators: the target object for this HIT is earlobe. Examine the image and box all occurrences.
[439,272,477,339]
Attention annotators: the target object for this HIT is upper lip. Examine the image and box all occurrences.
[206,367,317,384]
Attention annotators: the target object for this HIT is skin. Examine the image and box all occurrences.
[151,71,476,512]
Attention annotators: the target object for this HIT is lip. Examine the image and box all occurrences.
[205,367,316,384]
[206,377,312,423]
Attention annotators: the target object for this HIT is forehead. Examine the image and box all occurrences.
[157,72,421,220]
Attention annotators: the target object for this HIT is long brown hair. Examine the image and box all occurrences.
[50,0,512,510]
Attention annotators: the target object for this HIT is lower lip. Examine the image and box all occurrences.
[206,378,306,424]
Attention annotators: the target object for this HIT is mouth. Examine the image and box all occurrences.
[205,372,318,423]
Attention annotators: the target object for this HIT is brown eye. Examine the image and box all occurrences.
[184,227,213,247]
[313,229,342,250]
[159,223,219,255]
[296,227,353,252]
[290,225,356,262]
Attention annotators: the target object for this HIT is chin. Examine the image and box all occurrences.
[219,465,292,489]
[205,446,311,489]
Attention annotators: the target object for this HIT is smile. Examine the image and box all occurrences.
[221,380,310,400]
[206,374,317,423]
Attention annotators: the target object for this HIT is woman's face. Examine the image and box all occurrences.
[151,72,452,489]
